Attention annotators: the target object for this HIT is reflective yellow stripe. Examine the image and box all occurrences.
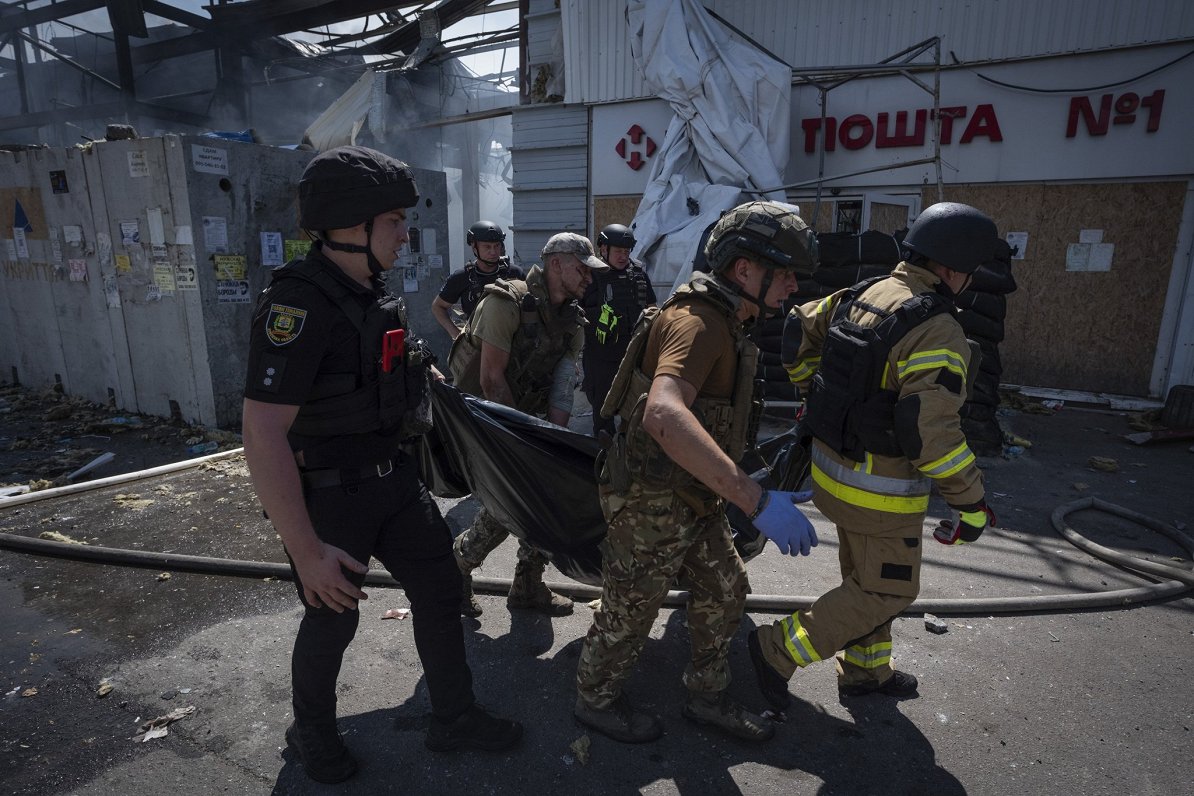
[815,295,837,316]
[781,615,821,667]
[786,357,820,383]
[960,509,987,525]
[920,442,976,479]
[812,462,929,514]
[896,348,967,382]
[842,641,892,669]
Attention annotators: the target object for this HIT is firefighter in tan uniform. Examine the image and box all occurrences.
[749,202,1000,708]
[574,202,820,744]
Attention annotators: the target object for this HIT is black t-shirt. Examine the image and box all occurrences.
[437,260,524,318]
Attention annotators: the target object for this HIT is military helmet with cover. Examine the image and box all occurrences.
[704,200,819,279]
[902,202,998,274]
[298,145,419,231]
[598,224,636,250]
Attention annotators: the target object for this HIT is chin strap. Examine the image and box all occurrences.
[320,219,386,276]
[722,269,780,320]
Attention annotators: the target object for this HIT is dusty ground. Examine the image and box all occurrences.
[1,382,1192,795]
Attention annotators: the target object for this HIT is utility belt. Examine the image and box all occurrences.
[299,459,395,492]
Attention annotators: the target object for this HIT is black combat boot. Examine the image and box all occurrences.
[285,720,358,784]
[425,704,524,752]
[573,695,663,744]
[506,559,573,616]
[681,691,775,742]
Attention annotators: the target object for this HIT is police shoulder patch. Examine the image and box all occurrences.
[266,303,307,346]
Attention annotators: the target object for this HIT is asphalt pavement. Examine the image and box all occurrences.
[1,399,1192,795]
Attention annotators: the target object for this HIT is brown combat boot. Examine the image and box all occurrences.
[681,691,775,742]
[454,548,482,618]
[506,559,573,616]
[573,695,663,744]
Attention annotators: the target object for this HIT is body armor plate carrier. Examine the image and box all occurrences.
[804,276,951,462]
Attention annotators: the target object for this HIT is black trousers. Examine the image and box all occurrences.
[582,355,622,438]
[288,452,475,725]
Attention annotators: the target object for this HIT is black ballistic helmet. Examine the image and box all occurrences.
[298,145,419,231]
[598,223,636,250]
[704,201,819,279]
[467,220,506,245]
[903,202,998,274]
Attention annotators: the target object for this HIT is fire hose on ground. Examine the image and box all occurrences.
[0,452,1191,615]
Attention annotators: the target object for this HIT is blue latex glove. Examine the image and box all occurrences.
[751,490,818,556]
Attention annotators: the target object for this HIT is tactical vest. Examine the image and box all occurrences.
[461,258,514,317]
[588,264,653,355]
[449,272,584,416]
[601,274,762,493]
[269,256,433,442]
[805,276,952,462]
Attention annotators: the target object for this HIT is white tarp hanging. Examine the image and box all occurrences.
[626,0,792,293]
[303,70,382,152]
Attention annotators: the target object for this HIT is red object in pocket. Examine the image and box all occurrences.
[382,329,406,373]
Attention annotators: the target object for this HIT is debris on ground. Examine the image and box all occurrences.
[1088,456,1119,472]
[380,608,411,620]
[156,572,172,582]
[587,599,602,610]
[568,734,591,765]
[97,681,114,698]
[113,493,155,510]
[133,705,196,743]
[21,687,38,698]
[38,530,87,545]
[924,614,949,634]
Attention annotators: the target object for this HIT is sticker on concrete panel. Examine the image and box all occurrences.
[203,216,228,252]
[49,227,62,265]
[146,283,162,302]
[175,246,198,290]
[214,254,247,280]
[1065,243,1090,271]
[284,239,309,262]
[261,231,284,266]
[151,244,169,263]
[154,263,176,292]
[128,151,149,178]
[68,258,88,282]
[1005,232,1027,260]
[1078,229,1103,244]
[175,225,194,246]
[63,225,83,246]
[13,228,29,259]
[1089,243,1114,271]
[147,207,166,245]
[191,145,229,175]
[103,274,120,308]
[120,220,140,246]
[403,276,419,293]
[3,239,16,261]
[217,279,251,303]
[427,254,443,269]
[96,232,111,267]
[115,254,132,274]
[49,170,69,193]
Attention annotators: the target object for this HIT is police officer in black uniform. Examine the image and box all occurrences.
[242,146,522,785]
[579,223,657,437]
[431,220,524,340]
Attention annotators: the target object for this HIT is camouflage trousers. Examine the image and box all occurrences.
[575,482,749,708]
[755,516,922,689]
[453,506,549,571]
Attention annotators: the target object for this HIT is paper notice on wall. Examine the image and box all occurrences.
[103,274,120,308]
[215,254,247,280]
[115,254,132,274]
[422,228,437,255]
[284,239,309,262]
[203,217,228,252]
[403,277,419,293]
[175,225,193,246]
[260,231,283,266]
[120,220,140,246]
[175,246,198,290]
[3,239,17,261]
[63,225,83,246]
[151,244,168,263]
[191,144,229,175]
[146,284,162,302]
[1089,243,1114,271]
[1065,243,1089,271]
[1005,232,1028,260]
[1078,229,1103,244]
[96,232,111,268]
[128,150,149,178]
[13,228,29,259]
[146,207,166,245]
[153,263,177,292]
[427,254,443,269]
[68,258,88,282]
[49,227,63,266]
[217,280,251,303]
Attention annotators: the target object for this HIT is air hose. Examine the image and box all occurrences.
[1,455,1190,615]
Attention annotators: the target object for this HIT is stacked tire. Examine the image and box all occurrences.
[956,242,1017,456]
[750,230,903,406]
